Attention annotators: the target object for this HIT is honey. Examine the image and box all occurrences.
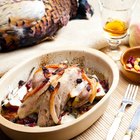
[103,19,128,37]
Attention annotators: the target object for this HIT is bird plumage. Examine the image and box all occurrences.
[0,0,93,52]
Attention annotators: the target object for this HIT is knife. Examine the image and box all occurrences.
[123,105,140,140]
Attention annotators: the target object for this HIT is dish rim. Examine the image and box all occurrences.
[0,47,119,133]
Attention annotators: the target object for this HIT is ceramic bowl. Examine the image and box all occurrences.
[0,47,119,140]
[120,46,140,83]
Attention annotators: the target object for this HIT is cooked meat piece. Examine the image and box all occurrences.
[17,65,99,126]
[81,71,98,103]
[70,80,88,98]
[37,91,54,127]
[50,66,82,124]
[32,71,46,89]
[71,73,98,108]
[32,64,67,88]
[18,74,61,119]
[72,84,91,108]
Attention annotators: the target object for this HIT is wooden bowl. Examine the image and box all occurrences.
[0,47,119,140]
[120,46,140,84]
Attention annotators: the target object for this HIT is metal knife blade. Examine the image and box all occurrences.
[123,105,140,140]
[129,105,140,131]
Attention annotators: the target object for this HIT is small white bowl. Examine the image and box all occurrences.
[0,47,119,140]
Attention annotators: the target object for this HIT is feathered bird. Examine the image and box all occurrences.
[0,0,93,52]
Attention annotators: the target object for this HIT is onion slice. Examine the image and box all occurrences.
[50,82,60,124]
[70,81,88,98]
[81,70,97,103]
[34,64,67,74]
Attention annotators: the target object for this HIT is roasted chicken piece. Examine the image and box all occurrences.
[17,74,61,119]
[49,66,82,124]
[71,78,98,108]
[32,64,68,88]
[8,64,99,127]
[1,63,108,127]
[37,91,54,126]
[18,65,83,126]
[0,0,93,52]
[18,65,98,126]
[17,64,67,119]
